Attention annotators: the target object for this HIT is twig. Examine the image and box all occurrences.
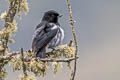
[66,0,78,80]
[68,40,73,47]
[21,48,27,76]
[0,56,12,61]
[0,52,20,62]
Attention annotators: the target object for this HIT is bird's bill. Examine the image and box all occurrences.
[59,14,63,17]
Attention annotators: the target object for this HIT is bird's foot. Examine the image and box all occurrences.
[51,47,56,52]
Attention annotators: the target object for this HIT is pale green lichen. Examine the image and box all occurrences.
[29,58,48,77]
[9,55,22,71]
[6,19,18,33]
[52,62,62,74]
[0,11,7,20]
[67,62,72,69]
[17,0,29,18]
[19,74,36,80]
[0,68,8,80]
[59,45,75,58]
[0,45,4,51]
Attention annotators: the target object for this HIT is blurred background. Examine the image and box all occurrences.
[0,0,120,80]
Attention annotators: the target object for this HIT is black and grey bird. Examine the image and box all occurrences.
[32,10,64,58]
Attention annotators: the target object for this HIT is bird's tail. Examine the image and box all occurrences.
[36,48,46,58]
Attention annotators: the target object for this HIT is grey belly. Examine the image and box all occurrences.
[48,27,64,48]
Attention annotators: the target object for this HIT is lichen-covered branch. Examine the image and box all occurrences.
[4,0,18,28]
[0,56,78,63]
[0,0,29,79]
[0,0,19,79]
[66,0,78,80]
[0,49,78,63]
[21,48,28,76]
[33,57,78,62]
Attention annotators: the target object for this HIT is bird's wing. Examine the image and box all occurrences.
[32,23,59,54]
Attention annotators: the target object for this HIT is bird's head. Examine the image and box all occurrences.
[42,10,62,23]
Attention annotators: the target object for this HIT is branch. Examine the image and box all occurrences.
[25,57,79,62]
[0,0,18,76]
[0,55,79,63]
[66,0,78,80]
[4,0,18,28]
[2,0,18,56]
[21,48,27,76]
[0,52,20,61]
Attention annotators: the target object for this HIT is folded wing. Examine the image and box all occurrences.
[32,23,58,57]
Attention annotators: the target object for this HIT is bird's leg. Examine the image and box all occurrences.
[45,53,50,58]
[46,47,56,57]
[45,46,56,57]
[45,46,48,50]
[44,46,50,58]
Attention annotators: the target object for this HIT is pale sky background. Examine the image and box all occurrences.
[0,0,120,80]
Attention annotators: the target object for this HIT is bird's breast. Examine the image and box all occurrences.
[48,27,64,48]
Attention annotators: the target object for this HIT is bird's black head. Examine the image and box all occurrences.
[42,10,62,23]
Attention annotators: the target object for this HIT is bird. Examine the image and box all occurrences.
[32,10,64,58]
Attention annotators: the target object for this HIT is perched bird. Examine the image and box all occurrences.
[32,10,64,58]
